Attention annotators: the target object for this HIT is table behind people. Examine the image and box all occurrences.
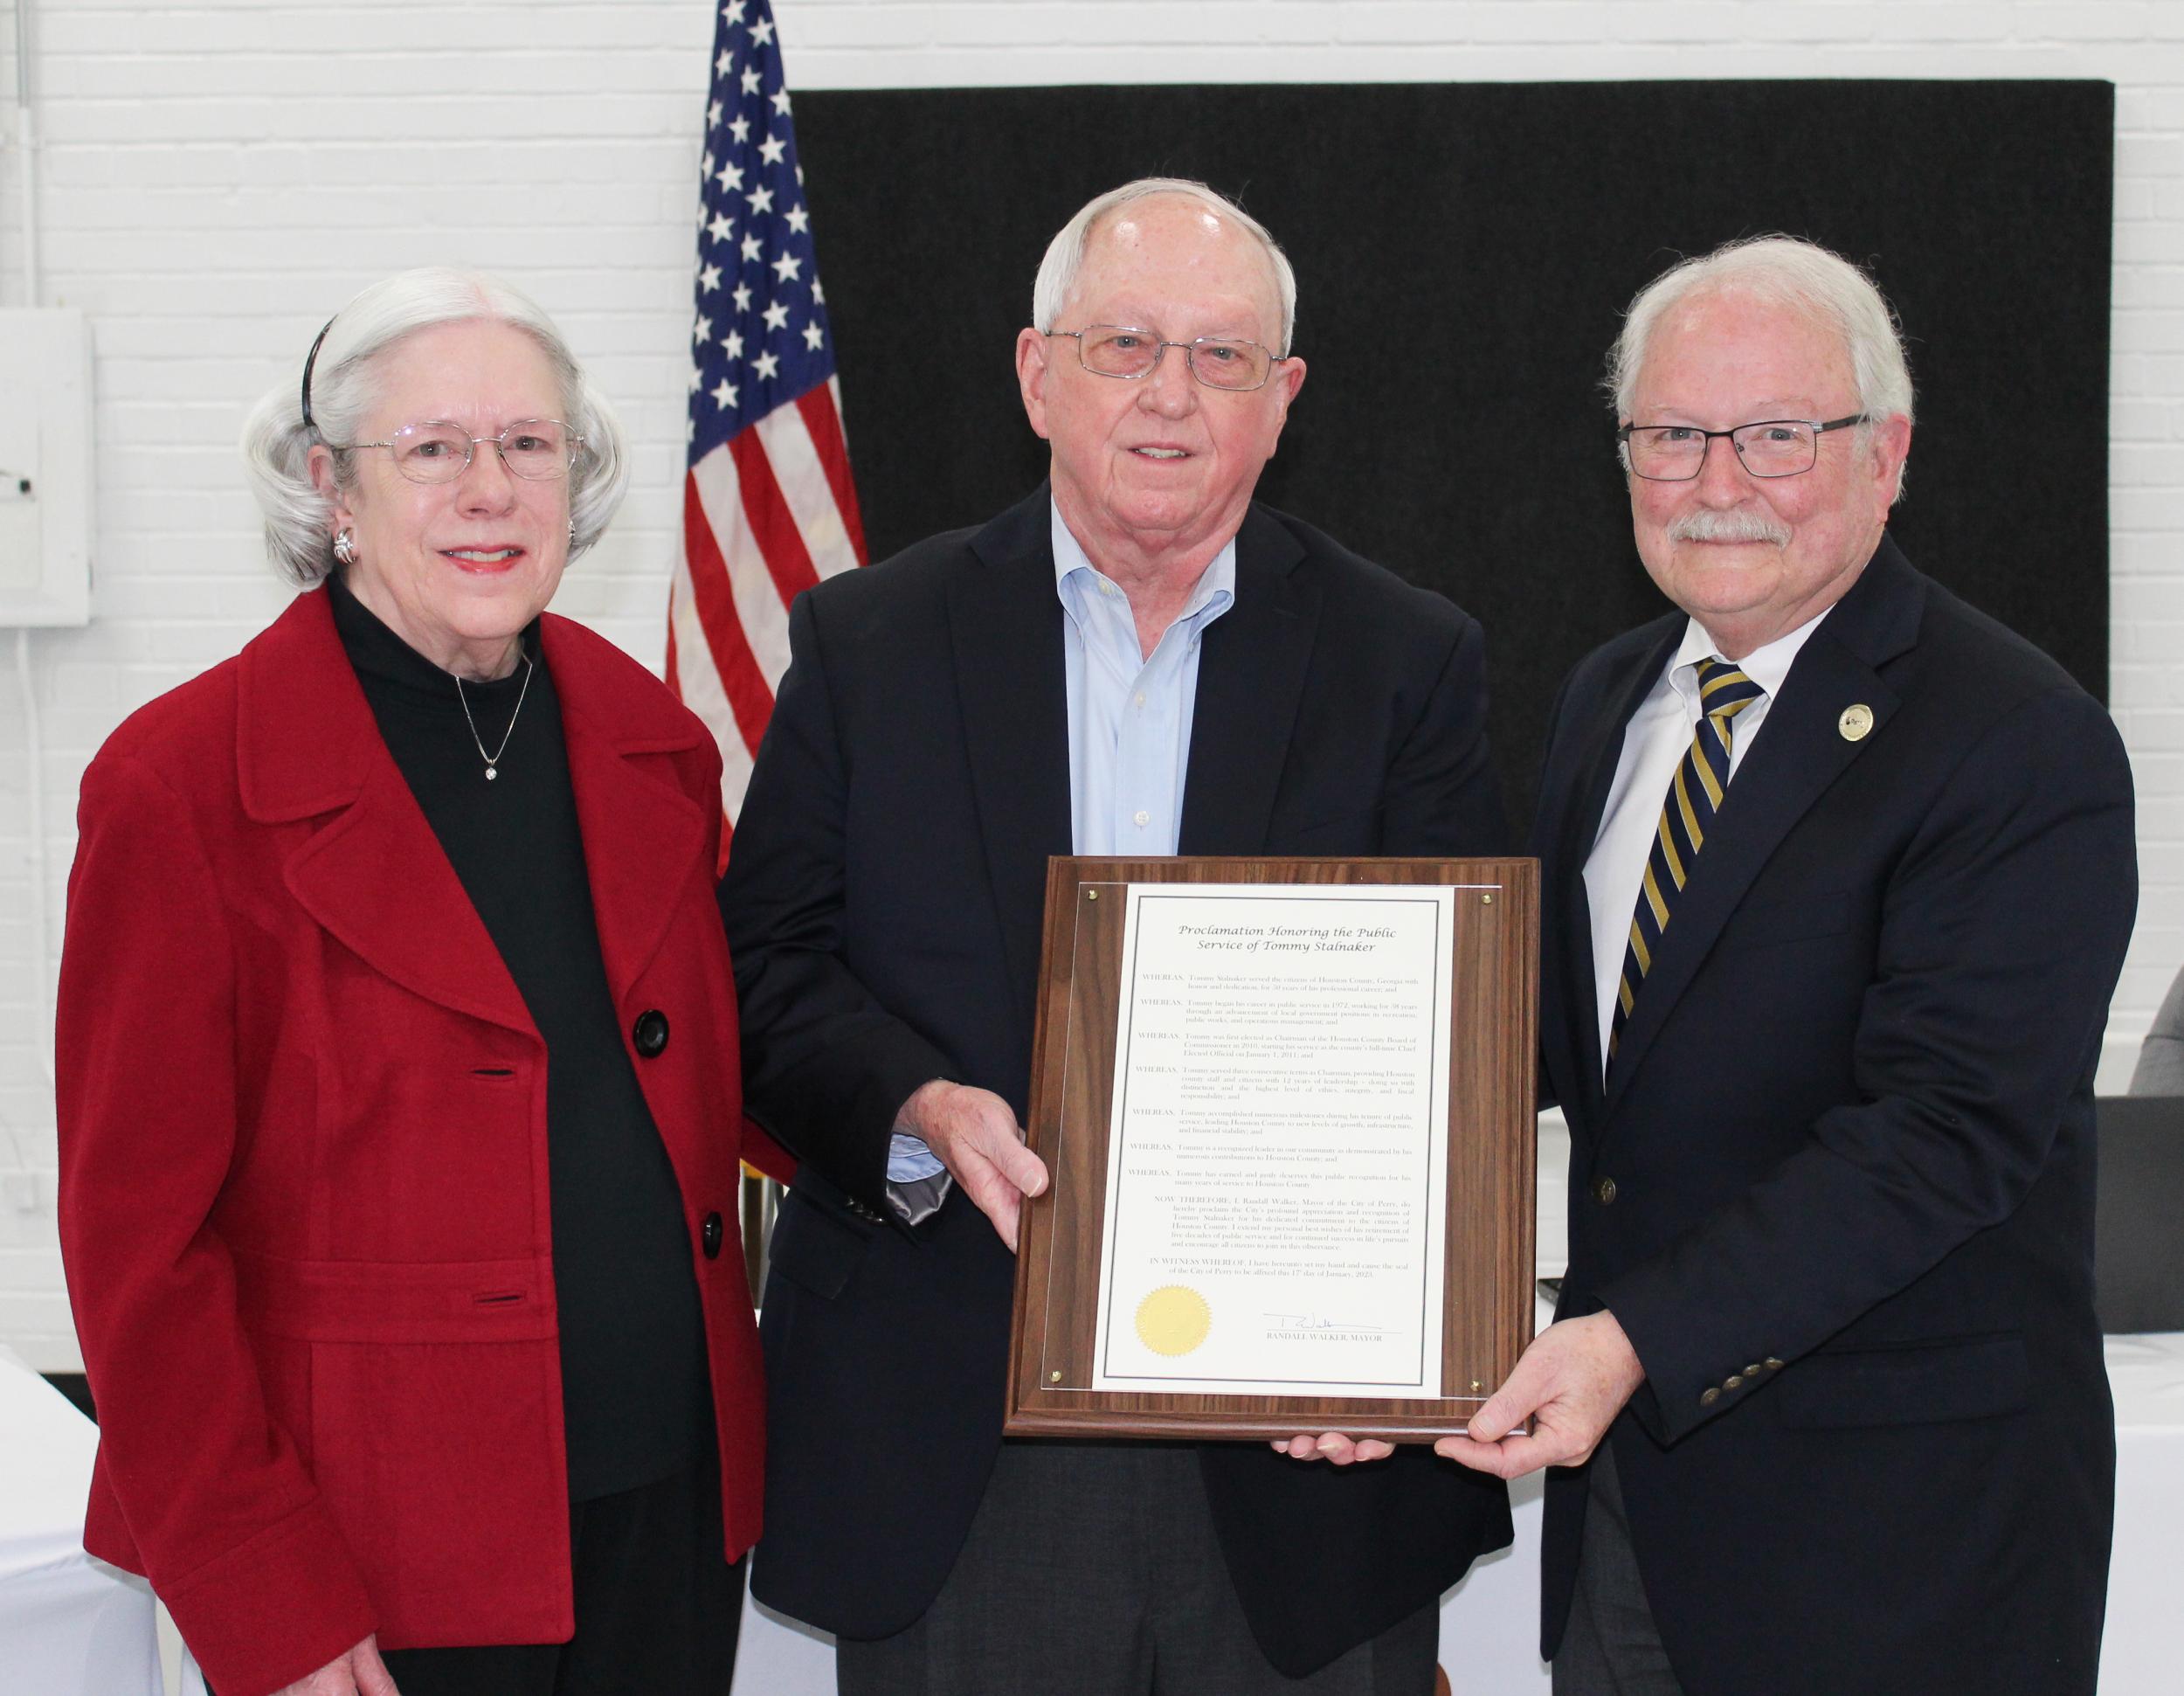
[722,177,1513,1695]
[0,1345,161,1695]
[1423,235,2138,1696]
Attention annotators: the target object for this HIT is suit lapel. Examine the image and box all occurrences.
[954,489,1073,1038]
[241,590,536,1036]
[1539,620,1683,1124]
[1600,540,1925,1122]
[1177,505,1316,854]
[544,619,712,1012]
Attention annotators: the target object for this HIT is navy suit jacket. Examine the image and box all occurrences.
[722,486,1513,1676]
[1533,536,2136,1694]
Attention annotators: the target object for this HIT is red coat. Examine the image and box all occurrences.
[56,588,786,1696]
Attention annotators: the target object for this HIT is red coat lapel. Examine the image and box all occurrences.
[540,614,714,1011]
[237,590,536,1035]
[232,591,715,1031]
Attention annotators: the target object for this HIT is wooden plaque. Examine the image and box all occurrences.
[1005,856,1538,1441]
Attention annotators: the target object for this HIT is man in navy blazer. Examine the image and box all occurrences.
[1428,238,2136,1693]
[722,179,1511,1692]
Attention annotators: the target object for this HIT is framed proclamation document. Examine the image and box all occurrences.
[1005,856,1538,1442]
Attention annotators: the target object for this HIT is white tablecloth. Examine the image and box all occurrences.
[735,1118,2184,1693]
[2101,1331,2184,1693]
[0,1342,162,1696]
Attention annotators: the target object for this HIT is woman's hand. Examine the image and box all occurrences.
[270,1635,399,1696]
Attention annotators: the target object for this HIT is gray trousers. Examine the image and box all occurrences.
[836,1441,1440,1696]
[1552,1445,1687,1696]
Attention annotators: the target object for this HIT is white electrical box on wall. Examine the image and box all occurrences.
[0,308,94,626]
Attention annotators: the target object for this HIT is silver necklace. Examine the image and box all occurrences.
[454,651,535,782]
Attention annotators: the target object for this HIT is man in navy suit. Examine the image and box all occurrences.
[722,178,1511,1693]
[1431,237,2137,1693]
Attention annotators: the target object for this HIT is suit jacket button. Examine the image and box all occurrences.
[1724,1374,1744,1389]
[1700,1387,1720,1406]
[1593,1175,1618,1205]
[1744,1363,1763,1376]
[632,1009,670,1057]
[1764,1357,1785,1370]
[701,1210,724,1258]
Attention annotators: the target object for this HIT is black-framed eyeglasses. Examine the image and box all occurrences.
[1618,414,1869,481]
[1049,326,1287,391]
[331,419,585,485]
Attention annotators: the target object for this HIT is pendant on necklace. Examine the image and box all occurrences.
[486,766,498,781]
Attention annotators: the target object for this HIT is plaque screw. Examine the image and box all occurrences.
[1049,1370,1063,1382]
[1471,1380,1482,1392]
[1087,890,1098,901]
[1482,893,1494,905]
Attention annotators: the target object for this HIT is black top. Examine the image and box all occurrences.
[328,575,709,1501]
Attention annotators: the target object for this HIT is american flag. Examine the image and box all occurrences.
[667,0,867,859]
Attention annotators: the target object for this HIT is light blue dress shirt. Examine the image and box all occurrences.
[887,502,1238,1183]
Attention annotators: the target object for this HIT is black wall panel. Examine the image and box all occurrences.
[794,80,2112,826]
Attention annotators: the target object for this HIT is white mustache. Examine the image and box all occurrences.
[1669,509,1792,547]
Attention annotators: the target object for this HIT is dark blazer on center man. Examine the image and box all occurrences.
[1531,536,2137,1696]
[721,485,1514,1677]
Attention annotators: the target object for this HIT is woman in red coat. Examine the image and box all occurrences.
[56,269,779,1696]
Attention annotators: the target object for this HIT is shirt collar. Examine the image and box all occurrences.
[1051,498,1237,626]
[1667,600,1835,706]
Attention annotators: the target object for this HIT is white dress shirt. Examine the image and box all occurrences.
[1581,606,1834,1078]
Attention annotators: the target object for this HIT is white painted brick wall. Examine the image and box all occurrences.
[0,0,2177,1368]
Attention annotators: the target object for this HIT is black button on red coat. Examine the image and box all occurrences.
[702,1211,724,1258]
[632,1009,669,1056]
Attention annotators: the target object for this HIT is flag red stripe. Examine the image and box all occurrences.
[681,470,777,754]
[728,429,823,604]
[797,385,869,567]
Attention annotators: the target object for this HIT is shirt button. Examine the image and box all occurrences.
[1099,580,1116,597]
[1134,691,1146,709]
[1133,810,1150,828]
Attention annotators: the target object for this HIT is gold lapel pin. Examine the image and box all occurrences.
[1838,703,1875,742]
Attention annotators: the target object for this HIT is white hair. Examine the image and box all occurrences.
[240,267,631,586]
[1030,177,1298,357]
[1608,235,1915,501]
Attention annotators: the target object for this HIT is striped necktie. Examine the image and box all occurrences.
[1609,658,1767,1064]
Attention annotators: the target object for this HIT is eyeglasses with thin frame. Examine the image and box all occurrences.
[1618,414,1869,481]
[1048,326,1287,391]
[333,419,584,485]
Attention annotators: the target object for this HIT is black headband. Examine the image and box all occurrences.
[299,316,336,432]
